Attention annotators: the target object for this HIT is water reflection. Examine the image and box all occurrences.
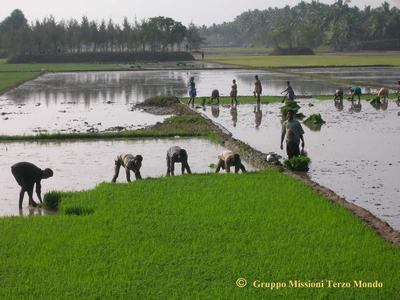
[254,104,262,129]
[211,105,220,118]
[230,106,238,127]
[334,99,344,111]
[349,100,362,113]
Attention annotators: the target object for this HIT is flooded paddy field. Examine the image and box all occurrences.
[0,69,347,135]
[0,138,253,217]
[200,99,400,229]
[287,66,400,90]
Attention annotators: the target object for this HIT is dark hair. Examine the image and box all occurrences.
[255,75,259,79]
[179,149,188,160]
[135,155,143,162]
[43,168,53,178]
[287,81,290,85]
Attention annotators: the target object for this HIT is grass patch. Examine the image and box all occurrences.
[181,95,286,105]
[139,96,180,107]
[0,171,398,298]
[0,114,217,142]
[206,54,400,68]
[0,71,41,94]
[304,114,326,125]
[284,156,311,172]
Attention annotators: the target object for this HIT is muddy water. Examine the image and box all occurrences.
[200,100,400,230]
[0,138,253,217]
[0,69,343,135]
[287,67,400,90]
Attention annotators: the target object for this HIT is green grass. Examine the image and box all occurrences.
[181,95,286,105]
[0,71,41,93]
[0,114,218,142]
[0,171,398,299]
[206,54,400,68]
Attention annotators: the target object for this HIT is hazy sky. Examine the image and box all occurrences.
[1,0,400,26]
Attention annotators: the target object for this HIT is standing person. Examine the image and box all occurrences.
[280,110,305,159]
[112,154,143,183]
[11,162,53,209]
[166,146,192,176]
[188,77,196,107]
[349,86,362,102]
[254,75,262,105]
[230,79,238,106]
[281,81,295,101]
[201,51,205,60]
[215,150,246,173]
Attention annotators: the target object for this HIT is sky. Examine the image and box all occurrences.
[1,0,400,26]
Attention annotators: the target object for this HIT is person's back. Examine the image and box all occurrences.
[11,162,43,187]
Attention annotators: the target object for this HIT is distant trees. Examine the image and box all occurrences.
[199,1,400,50]
[0,10,203,57]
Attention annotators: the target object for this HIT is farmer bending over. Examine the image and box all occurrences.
[334,88,344,101]
[280,110,305,159]
[210,89,220,105]
[378,87,389,102]
[349,86,362,102]
[11,162,53,209]
[112,154,143,182]
[215,150,246,173]
[166,146,191,176]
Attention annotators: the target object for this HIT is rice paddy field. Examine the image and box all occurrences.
[0,171,399,299]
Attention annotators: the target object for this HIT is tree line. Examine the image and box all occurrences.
[199,1,400,51]
[0,9,203,57]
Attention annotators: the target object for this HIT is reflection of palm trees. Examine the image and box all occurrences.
[254,104,262,129]
[230,106,237,127]
[211,105,220,118]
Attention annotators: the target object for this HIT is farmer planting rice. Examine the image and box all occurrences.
[166,146,192,176]
[349,86,362,102]
[378,87,389,101]
[334,88,344,101]
[281,81,295,101]
[280,110,305,159]
[215,150,246,173]
[11,162,53,209]
[112,154,143,183]
[210,89,220,105]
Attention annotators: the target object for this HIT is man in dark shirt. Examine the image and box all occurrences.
[166,146,191,176]
[11,162,53,209]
